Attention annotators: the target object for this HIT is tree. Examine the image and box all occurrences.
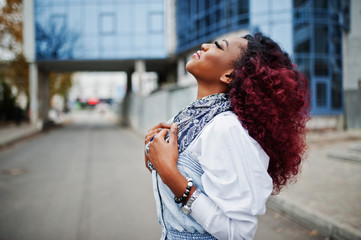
[49,72,73,101]
[36,20,79,60]
[0,0,23,57]
[0,0,76,116]
[0,0,28,114]
[0,77,16,121]
[6,54,29,99]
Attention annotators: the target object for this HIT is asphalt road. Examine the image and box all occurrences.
[0,110,324,240]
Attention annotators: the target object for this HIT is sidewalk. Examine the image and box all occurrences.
[1,121,360,240]
[268,130,361,240]
[0,123,40,148]
[0,114,73,149]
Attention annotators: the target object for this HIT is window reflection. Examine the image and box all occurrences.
[176,0,249,53]
[314,58,328,76]
[331,73,342,109]
[293,0,344,112]
[316,82,327,107]
[314,24,329,54]
[34,0,167,60]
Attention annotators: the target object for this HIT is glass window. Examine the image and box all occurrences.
[84,5,98,35]
[314,58,328,76]
[99,13,115,35]
[237,0,248,25]
[294,24,310,53]
[133,5,147,33]
[331,26,342,56]
[51,14,66,32]
[314,0,328,9]
[35,0,166,60]
[296,57,310,80]
[330,0,341,11]
[314,24,329,54]
[149,12,163,33]
[295,39,310,53]
[293,0,309,8]
[331,73,342,109]
[316,82,327,107]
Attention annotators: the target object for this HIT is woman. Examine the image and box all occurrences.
[144,33,309,240]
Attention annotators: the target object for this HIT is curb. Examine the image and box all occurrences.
[0,120,72,150]
[0,128,40,149]
[267,196,361,240]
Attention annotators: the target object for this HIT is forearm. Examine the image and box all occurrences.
[160,169,196,202]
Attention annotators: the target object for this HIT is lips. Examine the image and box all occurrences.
[193,50,201,59]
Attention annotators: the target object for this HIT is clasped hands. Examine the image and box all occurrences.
[144,123,179,183]
[144,122,196,201]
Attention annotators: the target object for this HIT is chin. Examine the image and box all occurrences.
[185,61,195,75]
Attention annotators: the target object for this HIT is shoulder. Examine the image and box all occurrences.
[197,111,249,144]
[208,111,242,129]
[189,111,269,168]
[191,111,273,215]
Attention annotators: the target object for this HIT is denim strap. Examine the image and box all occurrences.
[168,230,216,240]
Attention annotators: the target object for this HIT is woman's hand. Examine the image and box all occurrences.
[147,123,179,183]
[144,123,171,172]
[147,123,195,200]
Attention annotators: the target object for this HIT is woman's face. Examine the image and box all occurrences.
[186,37,247,84]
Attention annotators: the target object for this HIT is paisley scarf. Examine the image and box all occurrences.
[146,93,231,160]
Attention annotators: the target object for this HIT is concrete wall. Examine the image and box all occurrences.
[306,115,344,131]
[344,90,361,129]
[127,86,197,135]
[343,0,361,90]
[342,0,361,129]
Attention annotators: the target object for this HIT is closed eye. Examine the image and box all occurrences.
[215,41,224,51]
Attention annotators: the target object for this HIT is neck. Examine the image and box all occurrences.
[196,81,228,100]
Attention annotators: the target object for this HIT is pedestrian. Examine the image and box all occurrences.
[144,32,310,240]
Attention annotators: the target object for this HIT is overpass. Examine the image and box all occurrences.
[22,0,177,127]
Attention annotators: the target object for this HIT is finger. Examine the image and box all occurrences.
[154,128,168,141]
[145,136,153,145]
[145,129,162,144]
[169,123,178,145]
[144,153,152,173]
[149,128,162,136]
[148,123,171,133]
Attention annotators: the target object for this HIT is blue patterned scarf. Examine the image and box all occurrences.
[146,93,231,159]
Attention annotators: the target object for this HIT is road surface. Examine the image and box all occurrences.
[0,110,324,240]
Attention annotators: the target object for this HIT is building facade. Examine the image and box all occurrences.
[175,0,350,117]
[34,0,167,60]
[23,0,360,130]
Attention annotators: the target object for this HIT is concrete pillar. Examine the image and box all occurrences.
[29,63,38,125]
[121,69,134,127]
[135,60,146,95]
[38,69,50,121]
[23,0,38,125]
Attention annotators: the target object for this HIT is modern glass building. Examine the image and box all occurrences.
[27,0,351,118]
[176,0,249,53]
[175,0,349,115]
[34,0,167,60]
[293,0,349,115]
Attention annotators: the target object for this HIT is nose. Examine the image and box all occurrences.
[201,44,209,51]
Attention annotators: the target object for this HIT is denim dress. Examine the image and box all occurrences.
[152,149,217,240]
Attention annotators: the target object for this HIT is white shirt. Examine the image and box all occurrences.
[187,111,273,240]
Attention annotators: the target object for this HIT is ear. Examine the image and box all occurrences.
[220,71,233,85]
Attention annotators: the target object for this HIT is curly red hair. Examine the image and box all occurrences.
[229,33,310,194]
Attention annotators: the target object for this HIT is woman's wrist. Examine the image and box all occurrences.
[160,170,191,199]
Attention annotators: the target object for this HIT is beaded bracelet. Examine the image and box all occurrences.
[174,178,193,204]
